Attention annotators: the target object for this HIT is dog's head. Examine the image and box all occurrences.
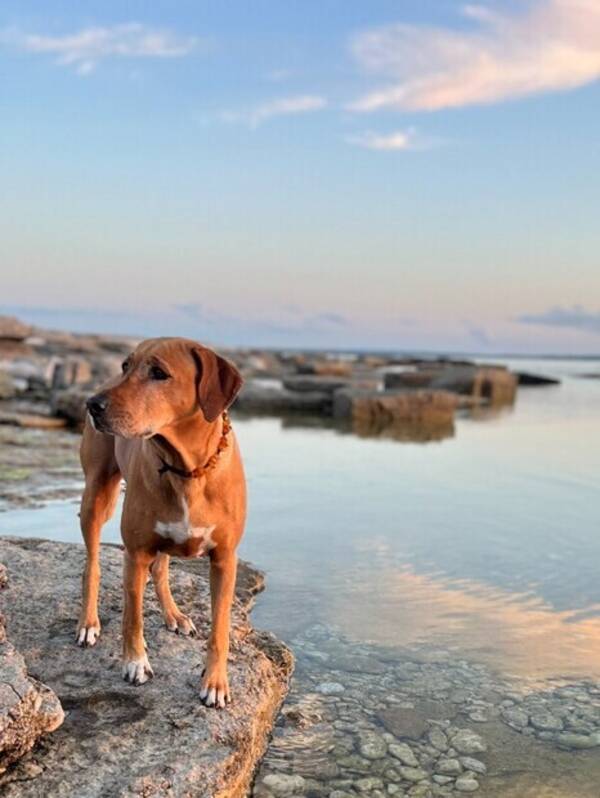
[86,338,243,438]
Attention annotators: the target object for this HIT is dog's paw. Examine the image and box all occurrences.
[122,654,154,685]
[164,611,197,637]
[76,622,101,647]
[200,666,231,709]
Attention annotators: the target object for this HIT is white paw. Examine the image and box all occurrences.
[122,654,154,685]
[200,672,231,709]
[76,624,100,647]
[165,613,197,637]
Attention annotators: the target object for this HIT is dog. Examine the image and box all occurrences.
[76,337,245,709]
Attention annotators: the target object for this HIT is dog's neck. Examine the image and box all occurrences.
[149,411,228,480]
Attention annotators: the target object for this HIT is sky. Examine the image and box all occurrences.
[1,0,600,353]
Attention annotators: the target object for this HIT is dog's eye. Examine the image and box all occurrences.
[121,360,130,373]
[149,365,170,381]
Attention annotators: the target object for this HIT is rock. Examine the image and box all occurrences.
[333,389,457,428]
[358,732,388,759]
[455,775,479,792]
[0,537,293,797]
[0,616,64,772]
[516,372,560,386]
[355,777,384,791]
[328,653,386,674]
[530,711,563,732]
[389,742,419,767]
[556,732,600,750]
[432,775,453,785]
[235,381,331,415]
[384,365,517,406]
[51,387,89,427]
[0,413,67,430]
[282,376,352,394]
[398,766,428,782]
[262,774,306,794]
[459,757,486,775]
[297,360,353,377]
[0,316,31,341]
[0,372,17,400]
[450,729,487,755]
[378,708,429,741]
[501,706,529,727]
[435,758,462,776]
[427,728,448,751]
[317,682,345,695]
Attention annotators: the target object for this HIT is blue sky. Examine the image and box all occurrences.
[1,0,600,353]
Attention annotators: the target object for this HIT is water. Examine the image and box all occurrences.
[1,357,600,796]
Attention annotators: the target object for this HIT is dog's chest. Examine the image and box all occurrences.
[154,498,215,555]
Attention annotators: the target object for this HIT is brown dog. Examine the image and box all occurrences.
[76,337,245,709]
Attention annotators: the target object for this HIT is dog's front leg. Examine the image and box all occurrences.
[122,549,154,685]
[200,549,237,708]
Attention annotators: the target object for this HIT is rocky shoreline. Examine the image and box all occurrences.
[0,537,293,797]
[0,314,561,450]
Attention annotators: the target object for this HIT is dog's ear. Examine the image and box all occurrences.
[191,347,243,422]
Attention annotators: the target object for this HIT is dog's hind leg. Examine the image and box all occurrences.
[76,419,121,647]
[151,553,197,636]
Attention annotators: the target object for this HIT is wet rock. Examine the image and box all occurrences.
[427,728,448,752]
[378,708,429,741]
[355,776,384,791]
[516,372,560,386]
[333,389,457,429]
[235,381,331,415]
[329,653,386,674]
[556,732,600,749]
[455,775,479,792]
[318,682,346,695]
[358,733,388,759]
[0,537,292,797]
[398,766,428,782]
[435,758,462,776]
[459,757,486,775]
[262,774,306,794]
[501,706,529,728]
[389,742,420,767]
[450,729,487,755]
[530,711,563,732]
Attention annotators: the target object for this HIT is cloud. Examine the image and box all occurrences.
[464,322,492,347]
[220,94,327,127]
[348,128,420,151]
[349,0,600,112]
[4,23,197,74]
[518,305,600,335]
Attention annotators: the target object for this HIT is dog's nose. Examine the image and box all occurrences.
[86,393,109,416]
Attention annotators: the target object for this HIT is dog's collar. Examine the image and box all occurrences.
[157,411,232,480]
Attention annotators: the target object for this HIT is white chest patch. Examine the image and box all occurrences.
[155,499,215,548]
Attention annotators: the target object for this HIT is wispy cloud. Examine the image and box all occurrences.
[220,94,327,127]
[3,23,198,75]
[518,305,600,335]
[350,0,600,112]
[348,128,422,151]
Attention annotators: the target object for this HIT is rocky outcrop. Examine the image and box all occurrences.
[384,365,517,406]
[0,538,293,797]
[516,371,561,386]
[0,563,64,773]
[0,317,31,342]
[333,388,457,427]
[235,381,331,415]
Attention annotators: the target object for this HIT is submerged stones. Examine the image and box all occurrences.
[254,624,600,798]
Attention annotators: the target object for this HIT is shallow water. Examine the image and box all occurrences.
[1,357,600,796]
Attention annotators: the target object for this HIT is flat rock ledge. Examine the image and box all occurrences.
[0,538,293,797]
[0,564,64,773]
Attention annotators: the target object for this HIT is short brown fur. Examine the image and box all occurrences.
[77,337,245,708]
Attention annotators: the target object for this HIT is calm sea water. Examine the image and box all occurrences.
[1,358,599,681]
